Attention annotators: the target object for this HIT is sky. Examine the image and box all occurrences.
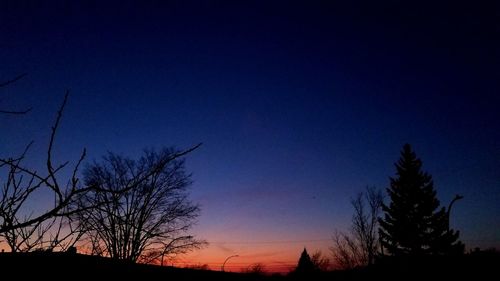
[1,0,498,273]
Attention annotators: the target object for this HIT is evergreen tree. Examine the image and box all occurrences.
[295,248,315,274]
[379,144,463,256]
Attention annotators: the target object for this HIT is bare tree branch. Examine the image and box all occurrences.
[0,108,33,115]
[0,73,32,114]
[0,73,27,88]
[0,91,88,239]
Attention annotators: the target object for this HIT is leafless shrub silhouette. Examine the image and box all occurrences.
[243,263,266,275]
[311,250,330,271]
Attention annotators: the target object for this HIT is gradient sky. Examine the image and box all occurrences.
[1,1,498,272]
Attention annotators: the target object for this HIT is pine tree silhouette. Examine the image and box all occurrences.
[295,248,315,274]
[379,144,463,256]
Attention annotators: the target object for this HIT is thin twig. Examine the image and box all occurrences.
[0,73,27,87]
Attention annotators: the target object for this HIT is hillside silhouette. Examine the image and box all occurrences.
[0,250,498,280]
[0,251,278,281]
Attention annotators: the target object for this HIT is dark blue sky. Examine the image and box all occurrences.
[1,1,498,269]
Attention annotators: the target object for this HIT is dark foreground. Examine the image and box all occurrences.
[0,251,498,280]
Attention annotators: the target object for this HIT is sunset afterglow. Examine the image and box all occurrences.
[1,1,498,276]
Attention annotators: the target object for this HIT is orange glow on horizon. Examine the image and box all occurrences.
[169,239,332,273]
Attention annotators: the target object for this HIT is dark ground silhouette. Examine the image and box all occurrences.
[0,250,498,281]
[0,251,280,281]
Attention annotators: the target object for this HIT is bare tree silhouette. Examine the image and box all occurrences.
[74,146,206,263]
[0,92,89,251]
[332,186,383,269]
